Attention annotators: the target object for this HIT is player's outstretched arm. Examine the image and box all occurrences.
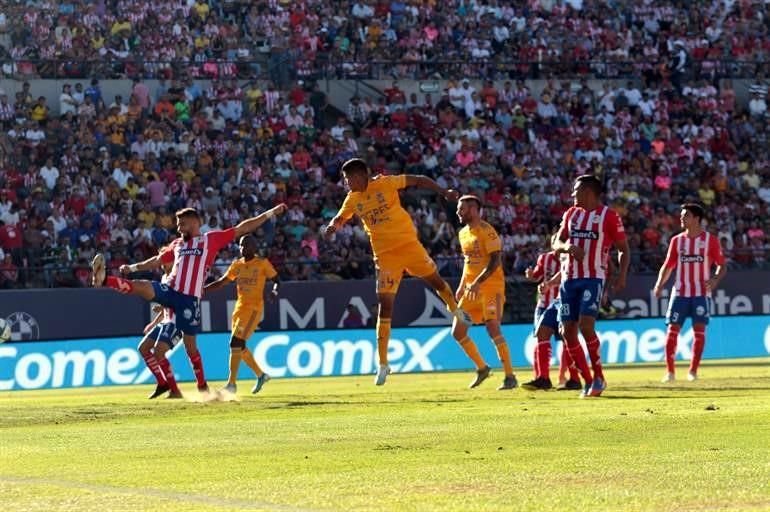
[404,175,460,202]
[121,255,163,275]
[613,238,631,292]
[204,275,231,294]
[233,204,288,239]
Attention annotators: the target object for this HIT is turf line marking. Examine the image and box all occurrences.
[0,475,317,511]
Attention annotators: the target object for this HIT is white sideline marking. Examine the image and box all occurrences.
[0,475,316,511]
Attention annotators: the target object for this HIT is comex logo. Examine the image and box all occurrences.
[253,328,451,377]
[6,312,40,341]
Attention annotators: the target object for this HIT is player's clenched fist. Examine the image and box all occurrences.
[323,224,337,240]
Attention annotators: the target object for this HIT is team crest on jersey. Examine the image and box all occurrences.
[356,203,363,212]
[376,192,386,204]
[592,216,601,224]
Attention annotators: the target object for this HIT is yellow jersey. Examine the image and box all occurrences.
[458,221,504,290]
[224,257,278,307]
[336,174,419,256]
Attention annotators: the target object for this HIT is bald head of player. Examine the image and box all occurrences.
[456,195,483,226]
[175,207,202,241]
[238,234,258,260]
[571,174,603,209]
[341,158,369,192]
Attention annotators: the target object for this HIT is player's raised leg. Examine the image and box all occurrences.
[421,271,471,326]
[90,253,157,300]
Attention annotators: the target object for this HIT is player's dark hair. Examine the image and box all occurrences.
[175,207,201,222]
[681,203,706,221]
[459,195,482,210]
[239,234,257,245]
[575,174,603,196]
[341,158,368,177]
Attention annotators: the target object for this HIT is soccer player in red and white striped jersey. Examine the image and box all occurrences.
[90,204,287,396]
[553,175,630,398]
[653,203,726,383]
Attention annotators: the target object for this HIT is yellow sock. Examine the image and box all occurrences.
[458,336,486,369]
[493,335,514,377]
[241,348,264,377]
[376,317,391,365]
[435,281,458,312]
[228,348,242,385]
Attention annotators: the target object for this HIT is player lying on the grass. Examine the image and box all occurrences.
[137,259,185,399]
[91,204,287,395]
[204,235,279,395]
[653,203,726,383]
[451,195,518,390]
[523,241,580,391]
[552,174,630,398]
[323,158,472,386]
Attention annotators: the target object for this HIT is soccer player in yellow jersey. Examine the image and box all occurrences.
[453,195,518,390]
[323,158,472,386]
[204,235,279,395]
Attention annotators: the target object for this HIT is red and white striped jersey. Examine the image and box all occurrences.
[558,205,626,281]
[160,229,235,298]
[530,251,560,308]
[663,231,725,298]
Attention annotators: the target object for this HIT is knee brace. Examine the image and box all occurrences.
[230,338,246,349]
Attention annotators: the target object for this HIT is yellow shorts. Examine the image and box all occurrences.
[374,243,437,295]
[231,304,264,340]
[458,287,505,325]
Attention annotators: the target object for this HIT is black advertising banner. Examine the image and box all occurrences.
[1,272,769,342]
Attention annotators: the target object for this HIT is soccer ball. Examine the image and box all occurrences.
[0,318,10,343]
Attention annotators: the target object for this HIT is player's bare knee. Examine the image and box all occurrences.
[484,321,501,338]
[578,319,596,339]
[451,320,467,341]
[137,341,153,356]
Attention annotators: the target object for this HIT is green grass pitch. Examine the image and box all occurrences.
[2,361,770,511]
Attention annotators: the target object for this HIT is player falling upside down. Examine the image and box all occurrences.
[653,203,726,383]
[91,204,287,395]
[522,242,581,391]
[552,174,630,398]
[451,195,518,390]
[323,158,471,386]
[137,259,185,399]
[204,235,279,395]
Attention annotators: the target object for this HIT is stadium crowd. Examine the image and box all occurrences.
[1,0,769,81]
[0,0,769,290]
